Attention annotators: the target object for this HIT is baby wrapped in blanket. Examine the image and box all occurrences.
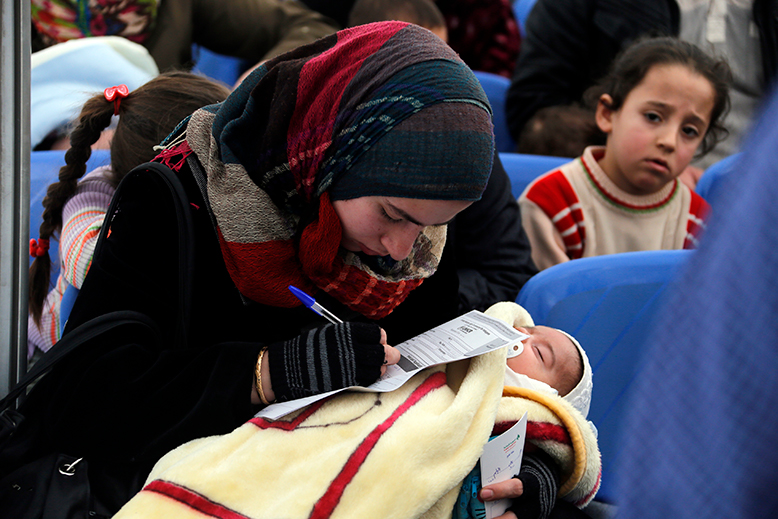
[454,302,599,519]
[113,303,600,519]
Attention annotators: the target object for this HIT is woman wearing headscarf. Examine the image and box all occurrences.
[5,22,497,515]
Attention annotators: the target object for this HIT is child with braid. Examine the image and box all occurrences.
[27,71,229,360]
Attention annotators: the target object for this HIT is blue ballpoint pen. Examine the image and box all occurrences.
[288,285,344,324]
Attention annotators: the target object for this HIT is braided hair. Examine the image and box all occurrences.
[29,71,230,324]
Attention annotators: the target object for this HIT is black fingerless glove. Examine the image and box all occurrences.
[267,322,386,402]
[508,450,561,519]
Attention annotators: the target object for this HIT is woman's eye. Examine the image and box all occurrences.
[381,208,402,223]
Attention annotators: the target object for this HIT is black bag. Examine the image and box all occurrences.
[0,162,195,519]
[0,312,159,519]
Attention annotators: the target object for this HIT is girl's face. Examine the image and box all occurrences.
[596,63,715,196]
[332,196,472,261]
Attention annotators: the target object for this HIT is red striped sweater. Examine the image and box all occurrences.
[519,147,710,270]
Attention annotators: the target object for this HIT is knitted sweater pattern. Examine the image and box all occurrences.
[27,166,115,356]
[519,146,710,270]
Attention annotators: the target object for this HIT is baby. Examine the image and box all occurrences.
[505,325,592,418]
[454,302,595,519]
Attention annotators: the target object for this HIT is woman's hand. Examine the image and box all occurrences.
[479,478,525,519]
[379,327,401,377]
[251,323,399,404]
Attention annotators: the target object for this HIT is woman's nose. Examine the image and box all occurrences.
[382,224,423,261]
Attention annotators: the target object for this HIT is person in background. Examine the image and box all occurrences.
[519,37,730,270]
[302,0,521,78]
[435,0,521,78]
[348,0,448,41]
[30,0,338,73]
[28,72,230,360]
[506,0,778,173]
[516,104,605,159]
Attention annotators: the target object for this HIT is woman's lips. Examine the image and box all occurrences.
[359,242,382,256]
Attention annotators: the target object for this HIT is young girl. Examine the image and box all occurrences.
[27,71,230,359]
[519,36,732,271]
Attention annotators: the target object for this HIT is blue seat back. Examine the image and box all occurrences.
[59,284,80,335]
[517,250,692,503]
[30,149,112,285]
[191,44,247,87]
[695,152,742,208]
[512,0,538,35]
[498,152,567,199]
[473,70,516,153]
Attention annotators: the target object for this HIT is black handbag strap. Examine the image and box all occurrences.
[1,311,158,413]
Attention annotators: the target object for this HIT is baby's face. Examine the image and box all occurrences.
[507,326,581,396]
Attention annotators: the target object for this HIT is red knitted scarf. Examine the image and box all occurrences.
[156,24,465,318]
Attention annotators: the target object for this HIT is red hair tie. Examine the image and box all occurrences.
[30,238,50,258]
[104,84,130,115]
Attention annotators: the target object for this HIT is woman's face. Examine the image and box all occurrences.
[332,196,472,261]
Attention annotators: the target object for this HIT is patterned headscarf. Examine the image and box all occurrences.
[31,0,158,46]
[157,22,494,319]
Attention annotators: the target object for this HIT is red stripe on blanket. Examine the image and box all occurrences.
[494,421,571,445]
[142,480,252,519]
[310,371,447,519]
[575,467,602,507]
[248,398,329,431]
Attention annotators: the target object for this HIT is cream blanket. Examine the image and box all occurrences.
[113,306,600,518]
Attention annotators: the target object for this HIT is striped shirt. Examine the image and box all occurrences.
[27,166,115,357]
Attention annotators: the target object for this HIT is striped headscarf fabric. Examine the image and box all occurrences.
[159,22,494,318]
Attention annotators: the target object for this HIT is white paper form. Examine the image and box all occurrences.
[255,310,528,420]
[479,412,529,519]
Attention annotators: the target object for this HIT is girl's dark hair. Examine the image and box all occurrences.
[584,36,733,157]
[29,71,230,324]
[348,0,445,31]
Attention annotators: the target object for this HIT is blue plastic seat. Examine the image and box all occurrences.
[59,284,80,335]
[191,44,247,87]
[517,250,692,503]
[473,70,517,153]
[512,0,538,35]
[498,152,567,199]
[695,152,742,208]
[30,149,112,285]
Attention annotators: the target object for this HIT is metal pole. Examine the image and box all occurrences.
[0,1,31,398]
